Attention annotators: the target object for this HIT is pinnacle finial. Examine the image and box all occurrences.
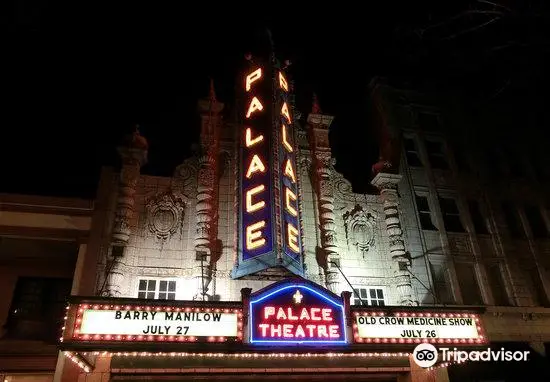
[209,78,217,103]
[312,93,322,114]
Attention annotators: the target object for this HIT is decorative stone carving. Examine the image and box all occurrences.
[146,192,186,243]
[371,172,418,306]
[344,205,376,257]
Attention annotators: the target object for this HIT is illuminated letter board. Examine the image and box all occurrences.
[60,298,243,347]
[232,55,304,278]
[249,279,347,345]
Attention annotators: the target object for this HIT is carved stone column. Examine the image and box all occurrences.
[307,96,342,293]
[107,127,148,297]
[371,172,417,305]
[193,81,223,300]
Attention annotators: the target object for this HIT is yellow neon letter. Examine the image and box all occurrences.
[279,72,289,92]
[284,159,296,183]
[245,127,264,147]
[246,154,266,178]
[246,68,262,92]
[287,223,299,253]
[281,124,293,152]
[246,185,266,213]
[281,102,291,123]
[246,97,264,118]
[285,187,297,216]
[247,221,266,250]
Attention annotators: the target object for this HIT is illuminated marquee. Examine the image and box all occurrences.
[249,280,347,345]
[353,311,486,345]
[233,56,303,278]
[61,299,243,345]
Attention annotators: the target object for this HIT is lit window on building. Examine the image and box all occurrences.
[403,137,423,167]
[439,197,464,233]
[485,263,510,306]
[352,288,385,306]
[468,200,488,234]
[6,277,71,342]
[524,205,548,238]
[415,194,437,230]
[454,263,483,305]
[138,279,176,300]
[501,202,525,238]
[425,139,449,170]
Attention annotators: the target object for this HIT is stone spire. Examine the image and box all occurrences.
[306,94,342,293]
[107,125,148,296]
[312,93,322,114]
[193,80,224,300]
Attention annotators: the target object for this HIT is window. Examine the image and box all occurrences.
[454,263,483,305]
[138,279,176,300]
[417,112,440,132]
[523,267,549,307]
[429,262,453,304]
[403,137,423,167]
[468,200,488,234]
[352,288,385,306]
[6,277,72,342]
[425,140,449,170]
[485,264,509,306]
[415,194,437,230]
[524,205,548,238]
[501,202,525,238]
[439,197,465,233]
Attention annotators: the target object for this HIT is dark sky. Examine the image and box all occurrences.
[3,1,549,198]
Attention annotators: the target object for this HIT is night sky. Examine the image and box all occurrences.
[3,1,549,198]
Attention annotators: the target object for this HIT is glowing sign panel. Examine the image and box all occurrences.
[62,300,243,344]
[250,281,347,345]
[234,61,304,278]
[354,313,485,344]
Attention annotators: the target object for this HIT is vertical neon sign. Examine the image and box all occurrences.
[232,57,304,278]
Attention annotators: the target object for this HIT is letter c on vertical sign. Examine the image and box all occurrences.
[246,185,266,213]
[284,187,297,216]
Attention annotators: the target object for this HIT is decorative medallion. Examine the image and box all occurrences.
[146,192,186,242]
[344,205,376,257]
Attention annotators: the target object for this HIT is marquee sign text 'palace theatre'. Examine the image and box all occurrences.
[232,55,303,278]
[249,280,347,345]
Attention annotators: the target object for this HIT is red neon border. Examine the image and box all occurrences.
[352,311,487,345]
[71,303,243,343]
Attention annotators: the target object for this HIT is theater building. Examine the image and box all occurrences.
[3,55,550,381]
